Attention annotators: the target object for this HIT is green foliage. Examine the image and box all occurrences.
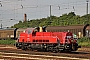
[78,37,90,47]
[0,39,15,45]
[11,12,90,28]
[0,38,90,47]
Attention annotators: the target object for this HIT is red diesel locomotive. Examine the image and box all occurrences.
[15,27,81,52]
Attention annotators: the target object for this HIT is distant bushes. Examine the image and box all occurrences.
[0,37,90,47]
[78,37,90,47]
[11,12,90,28]
[0,39,15,45]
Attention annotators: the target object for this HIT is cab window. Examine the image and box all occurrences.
[27,30,31,34]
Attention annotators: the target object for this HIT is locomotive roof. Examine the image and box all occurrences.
[26,28,35,31]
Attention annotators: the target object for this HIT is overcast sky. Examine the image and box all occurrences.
[0,0,90,27]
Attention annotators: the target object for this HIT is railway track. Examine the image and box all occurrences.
[0,45,90,60]
[0,52,89,60]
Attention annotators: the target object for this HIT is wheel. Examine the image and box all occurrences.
[17,47,21,49]
[21,43,26,50]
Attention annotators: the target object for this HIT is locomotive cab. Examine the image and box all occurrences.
[64,32,81,51]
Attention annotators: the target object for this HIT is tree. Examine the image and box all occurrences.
[11,12,90,28]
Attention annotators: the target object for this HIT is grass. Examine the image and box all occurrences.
[0,39,16,45]
[0,37,90,47]
[78,37,90,47]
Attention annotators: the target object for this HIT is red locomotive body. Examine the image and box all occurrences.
[16,27,81,52]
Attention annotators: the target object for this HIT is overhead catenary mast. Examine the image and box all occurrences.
[86,0,89,24]
[86,0,89,15]
[1,24,2,28]
[49,5,52,25]
[50,5,51,21]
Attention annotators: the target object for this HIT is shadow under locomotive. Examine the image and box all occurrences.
[63,51,90,54]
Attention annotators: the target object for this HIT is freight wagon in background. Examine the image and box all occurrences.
[0,28,15,40]
[0,24,90,40]
[46,24,90,38]
[0,28,26,40]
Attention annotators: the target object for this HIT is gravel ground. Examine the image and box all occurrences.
[0,45,90,60]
